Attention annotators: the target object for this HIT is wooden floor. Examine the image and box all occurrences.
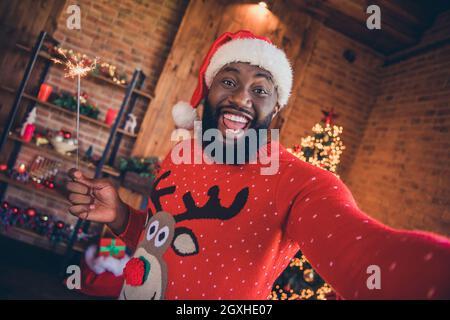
[0,235,97,299]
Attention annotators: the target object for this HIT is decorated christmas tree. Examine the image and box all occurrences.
[271,108,345,300]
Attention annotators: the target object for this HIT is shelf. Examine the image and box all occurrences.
[0,173,69,205]
[16,43,155,100]
[0,85,137,139]
[7,133,120,177]
[0,225,85,254]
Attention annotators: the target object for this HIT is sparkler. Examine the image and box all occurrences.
[51,47,97,169]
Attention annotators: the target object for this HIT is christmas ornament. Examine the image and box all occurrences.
[26,208,37,218]
[50,130,77,155]
[35,134,49,147]
[303,269,315,283]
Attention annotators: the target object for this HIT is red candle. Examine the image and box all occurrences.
[17,163,26,174]
[105,108,118,126]
[37,83,53,102]
[21,123,35,142]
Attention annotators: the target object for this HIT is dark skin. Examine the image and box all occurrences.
[66,62,280,234]
[206,62,279,138]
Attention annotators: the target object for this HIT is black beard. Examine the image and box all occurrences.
[201,100,274,165]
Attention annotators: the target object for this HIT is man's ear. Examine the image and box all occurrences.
[272,104,281,119]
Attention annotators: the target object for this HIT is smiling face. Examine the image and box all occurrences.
[201,62,280,164]
[204,62,279,139]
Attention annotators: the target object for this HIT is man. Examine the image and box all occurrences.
[66,30,450,300]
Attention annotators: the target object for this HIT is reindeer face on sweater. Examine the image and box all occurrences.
[120,171,249,300]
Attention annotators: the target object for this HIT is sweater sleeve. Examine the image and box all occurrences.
[114,151,177,250]
[115,206,147,251]
[280,162,450,299]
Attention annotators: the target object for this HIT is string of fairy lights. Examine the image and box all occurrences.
[287,123,345,176]
[269,255,334,300]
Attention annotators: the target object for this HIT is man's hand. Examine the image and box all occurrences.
[66,168,129,235]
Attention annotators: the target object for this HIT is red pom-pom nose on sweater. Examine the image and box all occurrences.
[123,257,149,286]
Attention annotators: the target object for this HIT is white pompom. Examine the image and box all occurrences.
[172,101,197,129]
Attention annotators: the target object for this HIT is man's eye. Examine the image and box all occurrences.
[222,79,235,87]
[254,88,268,95]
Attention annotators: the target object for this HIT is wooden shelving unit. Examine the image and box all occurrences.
[0,225,85,255]
[0,173,68,204]
[7,132,120,177]
[0,85,137,139]
[15,43,155,101]
[0,31,153,259]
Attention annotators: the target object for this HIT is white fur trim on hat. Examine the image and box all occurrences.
[172,101,198,129]
[204,38,293,108]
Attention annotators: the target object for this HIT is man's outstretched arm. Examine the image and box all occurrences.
[282,168,450,299]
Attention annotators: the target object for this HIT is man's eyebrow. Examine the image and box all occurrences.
[255,72,272,82]
[222,66,273,83]
[222,66,240,74]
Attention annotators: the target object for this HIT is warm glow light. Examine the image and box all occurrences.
[258,1,268,9]
[17,163,26,174]
[51,47,97,79]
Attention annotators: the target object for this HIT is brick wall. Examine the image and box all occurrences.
[345,11,450,236]
[280,26,383,180]
[5,0,188,221]
[43,0,188,161]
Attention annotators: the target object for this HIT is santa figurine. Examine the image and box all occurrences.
[66,30,450,300]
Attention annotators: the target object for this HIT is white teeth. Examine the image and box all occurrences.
[223,113,249,123]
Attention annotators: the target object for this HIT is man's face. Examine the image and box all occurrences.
[203,62,279,139]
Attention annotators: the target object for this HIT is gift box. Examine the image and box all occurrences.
[99,238,126,258]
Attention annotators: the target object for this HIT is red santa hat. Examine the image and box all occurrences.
[172,30,293,129]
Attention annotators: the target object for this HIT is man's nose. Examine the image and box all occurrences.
[229,87,252,109]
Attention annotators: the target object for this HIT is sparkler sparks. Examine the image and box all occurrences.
[51,47,97,78]
[51,47,98,169]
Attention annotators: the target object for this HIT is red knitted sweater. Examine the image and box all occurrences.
[117,140,450,300]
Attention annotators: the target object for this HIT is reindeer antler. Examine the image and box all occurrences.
[150,171,176,212]
[175,186,249,222]
[148,170,249,223]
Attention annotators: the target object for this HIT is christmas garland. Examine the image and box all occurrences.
[118,156,160,178]
[0,201,96,245]
[52,91,100,120]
